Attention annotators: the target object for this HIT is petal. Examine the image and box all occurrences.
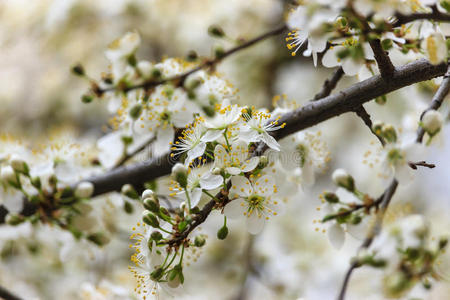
[255,175,275,196]
[223,198,245,219]
[322,47,340,68]
[200,173,223,190]
[186,142,206,165]
[230,176,252,198]
[226,167,242,175]
[246,212,265,234]
[328,223,345,249]
[261,132,280,151]
[213,144,228,168]
[154,126,175,156]
[342,58,362,76]
[241,157,259,173]
[190,188,202,208]
[201,129,224,142]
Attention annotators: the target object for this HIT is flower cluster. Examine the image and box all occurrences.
[286,0,449,77]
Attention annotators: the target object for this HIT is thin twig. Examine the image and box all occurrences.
[393,5,450,27]
[99,25,287,94]
[313,67,344,100]
[354,105,386,146]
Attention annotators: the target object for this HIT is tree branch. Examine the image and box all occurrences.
[99,25,287,94]
[354,105,385,146]
[0,285,23,300]
[393,5,450,27]
[0,59,447,224]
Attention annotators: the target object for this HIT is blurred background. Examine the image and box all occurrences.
[1,0,450,299]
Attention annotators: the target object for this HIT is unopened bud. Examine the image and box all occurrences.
[6,213,24,226]
[121,184,139,199]
[332,169,355,192]
[1,166,18,187]
[194,235,206,247]
[208,25,225,38]
[87,232,110,246]
[143,197,160,213]
[324,192,339,203]
[10,154,29,174]
[71,63,85,76]
[151,231,163,241]
[75,181,94,198]
[186,50,198,61]
[214,46,226,59]
[211,167,221,175]
[129,104,143,120]
[31,177,41,189]
[258,156,268,168]
[172,163,188,188]
[124,200,134,214]
[81,94,93,103]
[150,267,164,281]
[217,225,229,240]
[143,210,159,228]
[422,110,443,136]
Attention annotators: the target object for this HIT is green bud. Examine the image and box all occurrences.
[202,105,216,117]
[151,68,162,79]
[129,104,143,120]
[31,177,41,189]
[150,267,164,281]
[350,214,362,225]
[81,94,93,103]
[381,39,393,51]
[87,232,110,246]
[178,220,188,232]
[121,184,139,199]
[143,198,160,213]
[208,25,225,38]
[172,163,188,188]
[324,192,339,203]
[124,200,134,214]
[127,54,137,67]
[194,235,206,247]
[186,50,198,61]
[439,237,448,250]
[143,211,160,228]
[160,206,169,216]
[151,231,163,241]
[375,95,387,105]
[29,194,40,204]
[6,214,24,226]
[214,46,226,59]
[441,0,450,12]
[258,156,269,169]
[121,135,133,145]
[217,225,229,240]
[71,64,85,76]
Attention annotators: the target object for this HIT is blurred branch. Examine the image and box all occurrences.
[0,285,23,300]
[99,25,287,94]
[354,105,385,146]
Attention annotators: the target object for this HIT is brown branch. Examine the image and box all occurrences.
[354,105,386,146]
[113,136,155,169]
[0,285,23,300]
[368,38,395,79]
[337,179,398,300]
[313,67,344,100]
[416,65,450,143]
[408,161,436,169]
[99,25,287,94]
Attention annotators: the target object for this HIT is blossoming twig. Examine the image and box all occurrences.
[313,67,344,100]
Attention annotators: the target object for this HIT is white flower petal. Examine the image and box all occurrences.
[328,223,345,249]
[230,176,252,197]
[200,173,223,190]
[241,157,259,173]
[223,198,245,219]
[246,212,265,234]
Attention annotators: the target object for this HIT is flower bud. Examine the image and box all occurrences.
[121,184,139,199]
[422,110,443,136]
[81,94,93,103]
[6,213,24,226]
[143,197,160,213]
[194,235,206,247]
[151,231,163,241]
[150,267,164,281]
[71,63,85,76]
[142,189,154,199]
[124,200,134,214]
[129,104,143,120]
[324,192,339,203]
[1,165,19,187]
[87,232,110,246]
[31,176,41,189]
[143,210,159,228]
[332,169,355,191]
[214,46,226,59]
[10,154,28,174]
[75,181,94,198]
[372,120,384,136]
[258,156,268,168]
[166,265,184,287]
[208,25,225,38]
[172,163,188,188]
[217,225,229,240]
[211,167,221,175]
[186,50,198,61]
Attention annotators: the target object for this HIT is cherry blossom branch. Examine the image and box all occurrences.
[354,105,386,145]
[368,38,395,78]
[98,25,287,94]
[0,285,23,300]
[0,59,447,224]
